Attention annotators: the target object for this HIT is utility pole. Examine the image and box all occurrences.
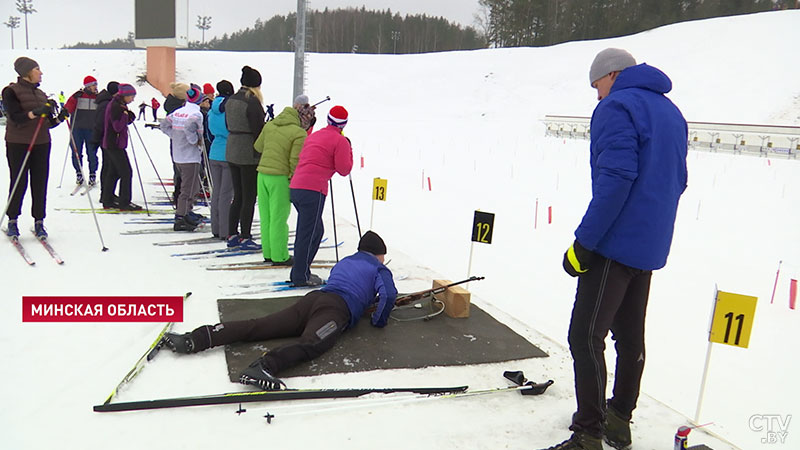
[15,0,35,50]
[293,0,307,100]
[4,16,20,50]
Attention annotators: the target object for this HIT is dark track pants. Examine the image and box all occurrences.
[190,291,350,375]
[100,148,132,207]
[289,188,326,285]
[568,257,652,437]
[228,163,258,239]
[5,142,50,220]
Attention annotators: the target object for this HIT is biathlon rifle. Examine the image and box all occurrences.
[395,276,484,306]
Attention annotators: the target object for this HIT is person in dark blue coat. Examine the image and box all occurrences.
[161,231,397,391]
[546,49,688,450]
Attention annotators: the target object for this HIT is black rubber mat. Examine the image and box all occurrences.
[218,295,547,380]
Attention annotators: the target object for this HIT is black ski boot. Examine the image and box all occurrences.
[239,358,286,391]
[538,432,603,450]
[173,215,198,232]
[163,332,195,354]
[604,402,632,450]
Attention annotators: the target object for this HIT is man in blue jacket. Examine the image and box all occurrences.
[544,49,688,450]
[162,231,397,390]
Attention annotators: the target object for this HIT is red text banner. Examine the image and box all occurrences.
[22,296,183,322]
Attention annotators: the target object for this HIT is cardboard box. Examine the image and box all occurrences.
[433,279,471,318]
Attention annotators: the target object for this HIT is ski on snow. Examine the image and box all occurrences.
[207,259,337,271]
[6,234,35,265]
[100,292,192,405]
[32,230,64,264]
[173,237,329,257]
[93,385,469,412]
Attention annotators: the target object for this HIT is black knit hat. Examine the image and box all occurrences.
[240,66,262,88]
[107,81,120,95]
[216,80,234,97]
[358,231,387,256]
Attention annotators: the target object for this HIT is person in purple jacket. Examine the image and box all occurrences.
[161,231,397,390]
[100,83,141,210]
[288,105,353,286]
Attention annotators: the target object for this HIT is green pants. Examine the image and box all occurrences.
[256,173,291,262]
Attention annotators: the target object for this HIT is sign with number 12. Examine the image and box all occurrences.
[471,211,495,244]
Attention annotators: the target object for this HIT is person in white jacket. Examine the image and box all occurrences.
[160,84,206,231]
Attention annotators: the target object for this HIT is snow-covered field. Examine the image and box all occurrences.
[1,10,799,450]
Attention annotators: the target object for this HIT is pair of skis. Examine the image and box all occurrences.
[6,230,64,265]
[94,369,552,413]
[69,182,95,197]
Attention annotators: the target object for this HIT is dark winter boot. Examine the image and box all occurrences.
[186,211,205,225]
[88,173,97,186]
[239,358,286,391]
[34,220,47,239]
[76,173,84,185]
[271,256,294,267]
[538,433,603,450]
[6,219,20,237]
[163,332,195,354]
[604,403,632,450]
[173,215,198,232]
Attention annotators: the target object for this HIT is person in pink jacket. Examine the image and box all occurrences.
[289,105,353,286]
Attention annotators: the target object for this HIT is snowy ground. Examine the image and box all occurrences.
[2,10,799,450]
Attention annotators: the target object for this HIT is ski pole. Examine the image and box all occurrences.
[1,116,45,231]
[311,96,331,108]
[329,179,339,262]
[348,174,361,238]
[128,131,150,216]
[199,137,214,196]
[57,127,71,188]
[131,122,174,211]
[65,114,109,251]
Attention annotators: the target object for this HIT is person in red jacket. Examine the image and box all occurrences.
[150,97,160,122]
[288,105,353,286]
[64,75,99,185]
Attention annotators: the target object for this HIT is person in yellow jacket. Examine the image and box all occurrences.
[253,95,309,265]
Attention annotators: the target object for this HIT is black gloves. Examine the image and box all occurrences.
[563,240,596,277]
[266,103,275,121]
[57,107,69,121]
[32,102,54,117]
[126,110,136,124]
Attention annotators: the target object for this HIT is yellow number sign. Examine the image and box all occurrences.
[373,178,387,201]
[709,291,757,348]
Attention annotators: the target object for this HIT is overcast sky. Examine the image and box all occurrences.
[2,0,483,49]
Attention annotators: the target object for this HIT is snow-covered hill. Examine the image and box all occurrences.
[1,10,798,450]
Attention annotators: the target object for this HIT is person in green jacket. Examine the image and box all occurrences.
[253,95,310,265]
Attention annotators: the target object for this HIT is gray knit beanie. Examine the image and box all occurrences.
[14,56,39,77]
[589,48,636,86]
[293,94,309,107]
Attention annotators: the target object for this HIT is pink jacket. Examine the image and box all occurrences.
[289,125,353,195]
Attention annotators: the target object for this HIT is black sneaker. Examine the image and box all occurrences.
[163,332,195,354]
[239,359,286,391]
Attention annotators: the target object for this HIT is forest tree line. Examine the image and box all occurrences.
[476,0,791,47]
